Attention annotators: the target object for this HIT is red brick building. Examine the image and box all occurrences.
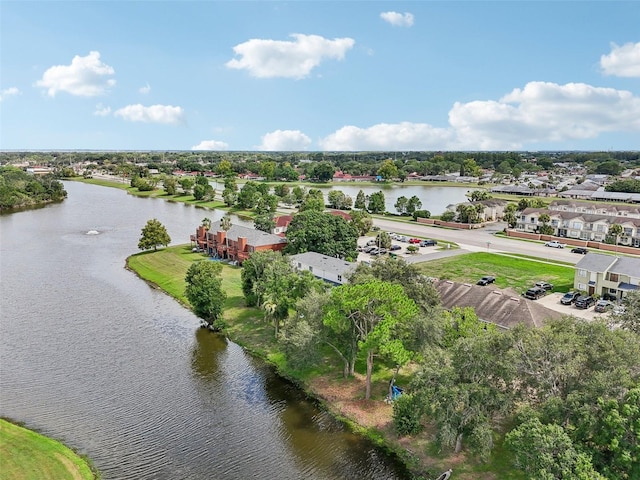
[191,220,287,264]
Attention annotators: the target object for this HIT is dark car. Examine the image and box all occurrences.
[571,247,588,254]
[390,244,401,251]
[477,276,496,286]
[560,291,581,305]
[420,239,437,247]
[524,287,546,300]
[575,295,596,309]
[594,299,613,313]
[535,281,554,291]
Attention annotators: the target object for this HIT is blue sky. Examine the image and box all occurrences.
[1,1,639,152]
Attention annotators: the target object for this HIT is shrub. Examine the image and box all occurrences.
[392,394,423,436]
[412,210,431,220]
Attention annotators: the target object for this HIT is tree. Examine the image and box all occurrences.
[179,177,195,194]
[375,231,392,249]
[241,250,284,307]
[138,218,171,251]
[395,196,409,215]
[236,181,260,209]
[349,209,373,236]
[377,159,398,181]
[254,213,275,233]
[163,176,178,195]
[611,290,640,334]
[354,190,367,209]
[312,162,335,182]
[468,190,491,202]
[440,211,455,222]
[505,418,605,480]
[406,196,422,216]
[460,158,481,177]
[538,213,554,235]
[201,217,212,231]
[324,280,418,399]
[368,191,385,214]
[285,210,359,259]
[300,188,325,212]
[184,260,227,329]
[216,159,233,176]
[608,223,623,246]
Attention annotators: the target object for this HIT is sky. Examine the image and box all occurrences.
[1,1,639,152]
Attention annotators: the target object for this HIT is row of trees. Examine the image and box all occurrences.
[0,166,67,211]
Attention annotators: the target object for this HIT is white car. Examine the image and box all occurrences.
[544,240,565,248]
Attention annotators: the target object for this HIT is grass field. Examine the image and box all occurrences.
[414,251,575,293]
[0,419,96,480]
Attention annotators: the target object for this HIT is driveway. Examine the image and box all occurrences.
[535,292,608,322]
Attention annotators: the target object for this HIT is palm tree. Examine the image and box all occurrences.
[220,214,232,259]
[201,217,212,231]
[608,223,623,253]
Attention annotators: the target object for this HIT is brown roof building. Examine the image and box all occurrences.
[434,280,563,329]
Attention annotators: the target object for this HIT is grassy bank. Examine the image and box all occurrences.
[0,418,97,480]
[127,245,540,479]
[414,251,574,293]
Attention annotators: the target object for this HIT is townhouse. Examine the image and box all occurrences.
[191,220,287,265]
[574,253,640,299]
[516,200,640,247]
[290,252,357,285]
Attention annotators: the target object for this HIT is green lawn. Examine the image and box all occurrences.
[414,251,575,293]
[0,419,96,480]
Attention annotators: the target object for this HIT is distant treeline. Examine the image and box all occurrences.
[0,166,67,211]
[1,150,639,183]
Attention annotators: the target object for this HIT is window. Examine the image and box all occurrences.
[624,228,633,236]
[337,275,342,282]
[578,269,587,277]
[572,222,582,229]
[530,217,536,223]
[607,273,619,282]
[578,283,587,290]
[297,262,301,268]
[609,288,618,294]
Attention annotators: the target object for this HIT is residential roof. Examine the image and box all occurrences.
[434,280,563,329]
[575,252,619,272]
[290,252,357,277]
[209,220,287,247]
[609,255,640,277]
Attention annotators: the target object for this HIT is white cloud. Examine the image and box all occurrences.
[319,122,453,151]
[257,130,312,151]
[600,42,640,77]
[380,11,414,27]
[319,81,640,151]
[450,81,640,149]
[93,103,111,116]
[113,104,185,125]
[139,83,151,94]
[35,51,116,97]
[0,87,20,101]
[191,140,229,150]
[226,34,355,79]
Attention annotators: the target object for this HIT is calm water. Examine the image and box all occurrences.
[311,184,470,214]
[0,182,407,479]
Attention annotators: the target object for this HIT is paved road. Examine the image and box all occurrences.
[372,218,586,265]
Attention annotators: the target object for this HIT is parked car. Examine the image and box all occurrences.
[524,287,546,300]
[390,244,401,251]
[408,238,421,244]
[560,291,581,305]
[545,240,565,248]
[571,247,588,254]
[368,247,380,255]
[420,239,438,247]
[477,276,496,286]
[363,245,377,253]
[535,281,554,291]
[397,236,408,243]
[613,304,626,315]
[575,295,596,309]
[594,299,613,313]
[366,239,378,246]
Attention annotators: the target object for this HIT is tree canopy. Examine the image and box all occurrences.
[284,210,359,260]
[184,260,227,328]
[138,218,171,251]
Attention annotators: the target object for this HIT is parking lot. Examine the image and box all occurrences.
[357,235,450,263]
[536,292,608,322]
